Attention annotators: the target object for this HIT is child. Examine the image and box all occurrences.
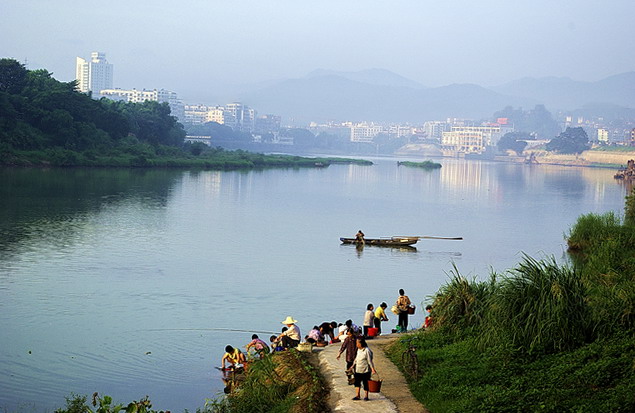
[246,334,270,358]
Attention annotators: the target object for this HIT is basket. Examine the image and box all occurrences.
[368,377,382,393]
[297,342,313,352]
[407,305,416,314]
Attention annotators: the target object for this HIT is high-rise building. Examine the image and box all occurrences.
[75,52,113,94]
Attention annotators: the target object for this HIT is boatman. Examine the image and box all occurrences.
[355,230,365,245]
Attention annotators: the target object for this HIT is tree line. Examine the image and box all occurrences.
[0,58,186,165]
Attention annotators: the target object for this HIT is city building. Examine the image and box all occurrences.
[100,88,184,123]
[597,128,609,144]
[255,114,281,134]
[441,124,512,154]
[423,121,450,142]
[75,52,113,94]
[350,122,383,143]
[224,103,256,132]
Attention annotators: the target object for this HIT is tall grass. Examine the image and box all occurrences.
[480,255,592,354]
[431,263,495,335]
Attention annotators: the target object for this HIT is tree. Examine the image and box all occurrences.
[546,127,589,154]
[497,132,530,155]
[493,105,560,139]
[0,58,28,94]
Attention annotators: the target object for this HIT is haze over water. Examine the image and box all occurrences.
[0,159,628,411]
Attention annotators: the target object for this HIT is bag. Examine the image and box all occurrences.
[390,305,399,315]
[407,305,416,315]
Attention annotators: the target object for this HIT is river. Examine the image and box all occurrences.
[0,158,628,411]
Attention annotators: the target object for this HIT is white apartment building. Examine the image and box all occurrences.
[75,52,113,94]
[442,125,512,153]
[423,121,449,141]
[100,88,185,123]
[597,128,609,143]
[350,122,383,143]
[388,125,415,138]
[224,103,256,132]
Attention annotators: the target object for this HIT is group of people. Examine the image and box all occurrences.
[219,289,431,400]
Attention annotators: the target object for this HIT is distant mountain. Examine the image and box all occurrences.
[305,68,426,89]
[234,69,635,124]
[243,73,534,124]
[491,72,635,110]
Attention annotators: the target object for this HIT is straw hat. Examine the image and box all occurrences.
[281,316,298,325]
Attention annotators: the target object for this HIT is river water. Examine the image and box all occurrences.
[0,158,628,411]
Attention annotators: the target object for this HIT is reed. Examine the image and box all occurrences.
[480,255,592,354]
[431,263,495,334]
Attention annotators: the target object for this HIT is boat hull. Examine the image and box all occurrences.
[339,237,418,246]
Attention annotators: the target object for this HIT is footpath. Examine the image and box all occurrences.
[316,334,427,413]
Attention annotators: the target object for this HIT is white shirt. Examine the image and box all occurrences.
[283,324,301,341]
[354,347,374,373]
[363,310,375,327]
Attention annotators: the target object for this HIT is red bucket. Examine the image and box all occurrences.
[368,378,382,393]
[367,327,379,337]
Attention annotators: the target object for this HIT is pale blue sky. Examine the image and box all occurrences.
[1,0,633,102]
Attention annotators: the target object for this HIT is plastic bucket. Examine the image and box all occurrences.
[367,327,379,337]
[407,306,416,314]
[368,378,382,393]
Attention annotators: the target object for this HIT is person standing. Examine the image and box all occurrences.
[336,328,358,371]
[396,289,411,332]
[351,338,376,401]
[374,302,389,335]
[363,303,375,337]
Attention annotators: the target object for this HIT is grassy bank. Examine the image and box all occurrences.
[54,350,329,413]
[387,190,635,412]
[1,145,372,169]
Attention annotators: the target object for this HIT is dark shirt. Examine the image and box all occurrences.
[339,335,358,363]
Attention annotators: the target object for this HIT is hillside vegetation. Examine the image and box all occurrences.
[389,191,635,412]
[0,59,364,169]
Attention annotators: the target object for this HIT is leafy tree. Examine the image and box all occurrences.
[0,58,28,94]
[493,104,560,138]
[497,132,529,155]
[546,127,589,154]
[281,128,315,146]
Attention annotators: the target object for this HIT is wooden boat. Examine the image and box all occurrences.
[340,237,418,246]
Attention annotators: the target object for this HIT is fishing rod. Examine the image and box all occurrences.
[142,328,279,335]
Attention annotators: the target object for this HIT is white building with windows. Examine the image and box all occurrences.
[99,88,184,123]
[442,124,512,153]
[75,52,113,94]
[350,122,383,143]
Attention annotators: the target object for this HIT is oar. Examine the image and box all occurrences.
[393,235,463,240]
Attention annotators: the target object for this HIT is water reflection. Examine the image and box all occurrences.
[0,168,181,258]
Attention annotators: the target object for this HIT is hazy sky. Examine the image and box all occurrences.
[1,0,634,102]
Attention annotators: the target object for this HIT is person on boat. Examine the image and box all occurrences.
[277,316,301,349]
[355,230,365,245]
[396,289,412,332]
[351,337,376,401]
[246,334,270,358]
[336,327,358,371]
[374,302,389,335]
[221,345,246,370]
[363,303,375,337]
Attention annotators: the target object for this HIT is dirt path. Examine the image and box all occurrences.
[316,334,427,413]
